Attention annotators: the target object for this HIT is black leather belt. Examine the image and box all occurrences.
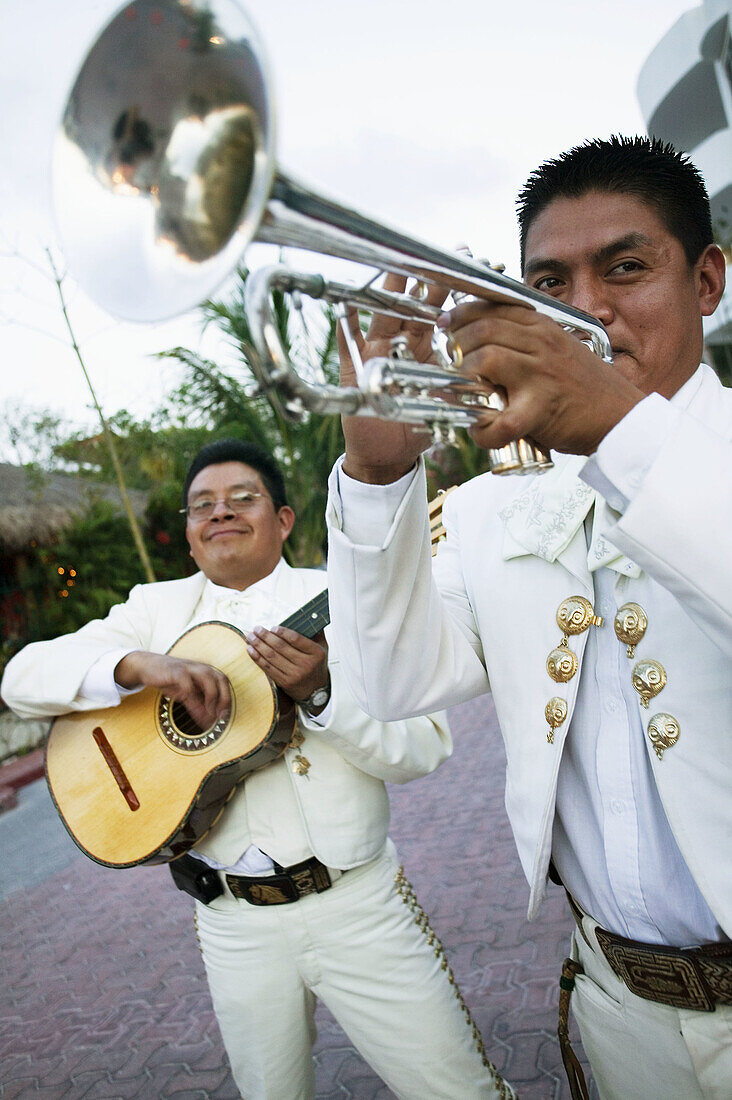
[568,894,732,1012]
[226,856,339,906]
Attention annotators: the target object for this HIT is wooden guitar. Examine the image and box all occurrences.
[45,589,329,869]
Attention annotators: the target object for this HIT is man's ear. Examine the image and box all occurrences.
[185,527,198,562]
[277,506,296,543]
[697,244,726,317]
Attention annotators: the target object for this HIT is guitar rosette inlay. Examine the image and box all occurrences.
[157,694,232,753]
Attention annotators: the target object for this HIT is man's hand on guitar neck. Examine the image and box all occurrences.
[246,627,330,715]
[114,651,231,731]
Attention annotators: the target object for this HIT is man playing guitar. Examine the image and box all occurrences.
[2,437,514,1100]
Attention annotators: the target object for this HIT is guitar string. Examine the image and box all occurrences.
[281,590,328,628]
[281,591,329,638]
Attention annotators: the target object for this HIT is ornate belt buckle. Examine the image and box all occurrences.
[595,930,714,1012]
[291,861,332,898]
[696,954,732,1005]
[227,860,333,905]
[228,874,298,905]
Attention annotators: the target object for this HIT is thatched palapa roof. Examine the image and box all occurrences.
[0,464,148,553]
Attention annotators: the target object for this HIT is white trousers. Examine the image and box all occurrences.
[194,842,512,1099]
[570,910,732,1100]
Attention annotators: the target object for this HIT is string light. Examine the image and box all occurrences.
[55,563,77,598]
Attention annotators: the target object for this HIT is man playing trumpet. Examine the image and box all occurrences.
[326,136,731,1099]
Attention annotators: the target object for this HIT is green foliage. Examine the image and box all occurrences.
[145,482,197,580]
[0,640,19,688]
[52,413,212,491]
[2,502,193,676]
[13,501,166,645]
[1,499,194,677]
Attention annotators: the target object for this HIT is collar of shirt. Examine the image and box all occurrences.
[500,458,640,578]
[499,367,706,580]
[191,559,291,632]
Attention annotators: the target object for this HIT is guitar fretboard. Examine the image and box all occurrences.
[280,589,329,639]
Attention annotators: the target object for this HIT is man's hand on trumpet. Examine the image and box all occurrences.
[438,298,644,458]
[338,272,447,484]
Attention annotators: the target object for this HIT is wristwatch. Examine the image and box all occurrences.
[300,680,331,714]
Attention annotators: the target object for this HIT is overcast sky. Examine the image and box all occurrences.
[0,0,695,458]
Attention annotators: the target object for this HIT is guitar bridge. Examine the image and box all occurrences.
[92,726,140,811]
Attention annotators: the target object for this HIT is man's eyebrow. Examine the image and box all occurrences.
[523,256,571,280]
[524,233,656,279]
[591,232,655,266]
[188,482,259,500]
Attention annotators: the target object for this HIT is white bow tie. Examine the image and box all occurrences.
[214,591,260,627]
[500,456,641,578]
[217,591,253,606]
[213,589,294,633]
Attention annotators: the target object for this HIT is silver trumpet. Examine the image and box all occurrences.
[52,0,612,475]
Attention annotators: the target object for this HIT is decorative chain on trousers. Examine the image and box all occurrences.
[393,866,514,1100]
[193,909,204,955]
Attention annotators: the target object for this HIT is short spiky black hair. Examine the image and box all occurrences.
[517,135,713,271]
[183,438,288,511]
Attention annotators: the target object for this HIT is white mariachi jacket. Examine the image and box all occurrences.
[1,563,451,870]
[326,364,732,931]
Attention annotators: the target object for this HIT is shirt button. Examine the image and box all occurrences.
[605,697,619,714]
[610,799,624,815]
[600,599,613,617]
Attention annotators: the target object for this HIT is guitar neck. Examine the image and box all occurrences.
[280,589,330,639]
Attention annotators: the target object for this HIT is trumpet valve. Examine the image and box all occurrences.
[390,334,415,361]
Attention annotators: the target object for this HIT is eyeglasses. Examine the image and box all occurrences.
[179,491,268,522]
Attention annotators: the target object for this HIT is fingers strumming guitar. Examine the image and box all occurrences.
[114,651,231,730]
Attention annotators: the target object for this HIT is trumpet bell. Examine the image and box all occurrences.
[52,0,275,321]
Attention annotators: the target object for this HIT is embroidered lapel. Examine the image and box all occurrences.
[500,456,593,584]
[499,455,644,583]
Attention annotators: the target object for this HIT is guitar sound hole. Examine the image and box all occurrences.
[170,701,207,737]
[157,691,231,752]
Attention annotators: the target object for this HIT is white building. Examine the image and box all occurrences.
[638,0,732,381]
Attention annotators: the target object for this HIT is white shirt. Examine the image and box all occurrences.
[334,387,722,947]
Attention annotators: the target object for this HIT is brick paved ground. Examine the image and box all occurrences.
[0,695,596,1098]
